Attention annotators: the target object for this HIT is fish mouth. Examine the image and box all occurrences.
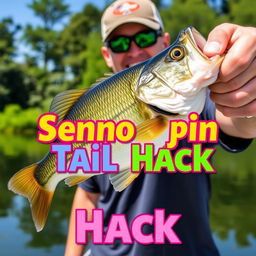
[181,27,224,66]
[180,27,210,61]
[148,104,179,116]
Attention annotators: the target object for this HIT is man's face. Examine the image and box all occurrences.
[101,23,170,73]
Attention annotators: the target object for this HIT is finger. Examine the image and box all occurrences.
[219,34,256,82]
[216,101,256,117]
[204,24,256,82]
[203,23,237,57]
[209,58,256,93]
[216,99,256,118]
[210,77,256,107]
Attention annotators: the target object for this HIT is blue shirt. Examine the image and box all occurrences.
[79,97,252,256]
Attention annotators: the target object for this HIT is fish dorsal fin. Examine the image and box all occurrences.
[90,72,114,87]
[49,89,87,122]
[136,115,169,142]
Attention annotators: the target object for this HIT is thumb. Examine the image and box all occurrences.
[203,23,237,57]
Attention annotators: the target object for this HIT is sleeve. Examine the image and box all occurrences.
[78,176,101,193]
[201,90,253,153]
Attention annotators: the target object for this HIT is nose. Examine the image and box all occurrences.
[127,41,143,57]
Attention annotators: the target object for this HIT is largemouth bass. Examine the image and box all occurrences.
[8,27,223,231]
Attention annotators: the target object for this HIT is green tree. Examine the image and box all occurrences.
[0,18,32,111]
[161,0,228,40]
[28,0,69,29]
[60,4,101,87]
[22,0,71,108]
[81,31,110,88]
[229,0,256,26]
[0,18,20,61]
[0,63,32,111]
[24,0,70,70]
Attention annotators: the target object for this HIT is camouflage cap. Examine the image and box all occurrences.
[101,0,164,41]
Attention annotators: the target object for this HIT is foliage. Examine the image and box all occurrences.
[19,0,71,110]
[161,0,228,40]
[28,0,70,29]
[22,64,70,109]
[24,0,70,69]
[0,18,20,61]
[0,62,31,110]
[23,25,60,70]
[81,31,110,88]
[229,0,256,26]
[0,104,42,134]
[60,4,101,87]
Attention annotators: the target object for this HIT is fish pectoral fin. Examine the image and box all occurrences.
[65,176,90,187]
[109,168,140,192]
[50,89,88,121]
[8,164,53,232]
[136,115,169,142]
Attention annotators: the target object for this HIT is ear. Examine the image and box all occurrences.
[101,46,114,69]
[163,32,171,48]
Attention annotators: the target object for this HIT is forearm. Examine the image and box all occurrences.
[216,109,256,139]
[65,187,100,256]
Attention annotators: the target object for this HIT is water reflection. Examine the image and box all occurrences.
[0,134,76,255]
[0,135,255,255]
[211,140,256,255]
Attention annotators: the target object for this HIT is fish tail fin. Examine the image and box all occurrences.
[8,164,54,232]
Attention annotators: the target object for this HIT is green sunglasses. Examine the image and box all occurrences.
[105,30,163,53]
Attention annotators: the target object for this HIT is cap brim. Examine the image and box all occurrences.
[103,17,161,41]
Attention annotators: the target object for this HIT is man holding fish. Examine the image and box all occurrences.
[8,0,255,255]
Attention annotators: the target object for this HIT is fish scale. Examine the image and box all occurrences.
[71,65,144,122]
[35,62,149,185]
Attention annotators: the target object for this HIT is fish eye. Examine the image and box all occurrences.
[169,47,184,60]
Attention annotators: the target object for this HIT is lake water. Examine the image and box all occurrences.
[0,134,255,255]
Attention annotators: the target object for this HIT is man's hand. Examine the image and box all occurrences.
[203,23,256,138]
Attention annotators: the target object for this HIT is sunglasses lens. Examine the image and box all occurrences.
[135,31,157,48]
[109,36,130,53]
[107,30,160,53]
